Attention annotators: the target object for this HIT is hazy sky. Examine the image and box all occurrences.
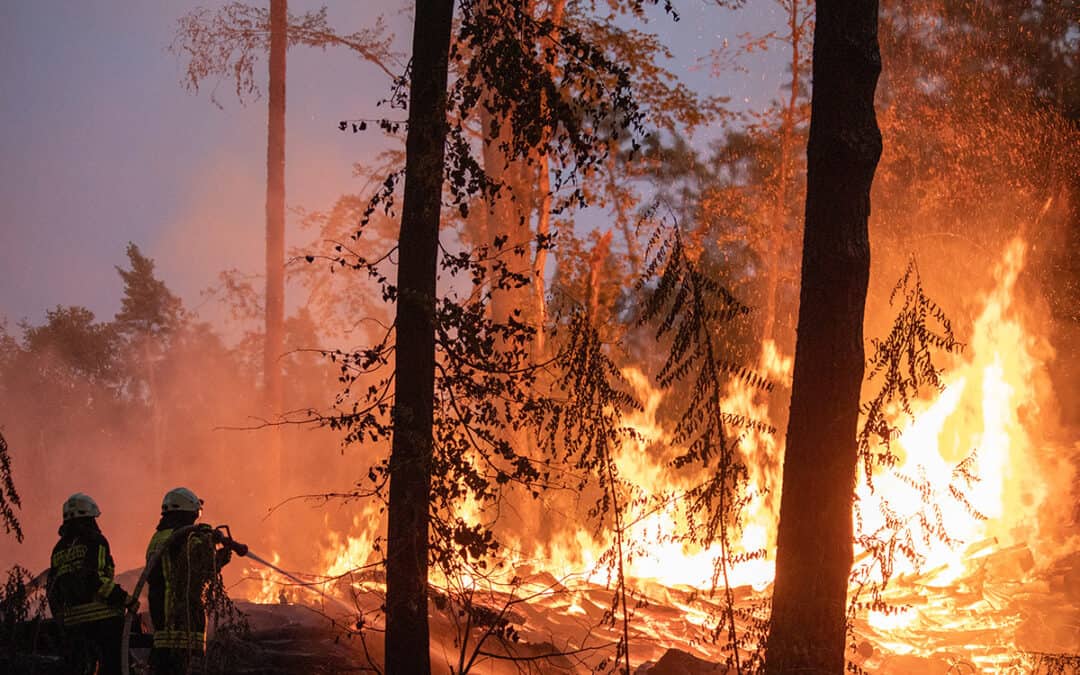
[0,0,785,328]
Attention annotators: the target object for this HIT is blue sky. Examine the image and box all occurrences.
[0,0,786,328]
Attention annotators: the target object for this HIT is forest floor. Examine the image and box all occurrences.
[4,543,1077,674]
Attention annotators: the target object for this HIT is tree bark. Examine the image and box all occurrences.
[765,0,882,672]
[385,1,454,673]
[265,0,287,497]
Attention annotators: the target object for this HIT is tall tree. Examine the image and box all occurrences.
[115,243,183,476]
[765,0,882,672]
[172,1,397,496]
[385,0,455,672]
[762,0,812,348]
[325,2,658,669]
[114,243,183,338]
[265,0,287,495]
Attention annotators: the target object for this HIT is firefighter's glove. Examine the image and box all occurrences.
[216,546,233,567]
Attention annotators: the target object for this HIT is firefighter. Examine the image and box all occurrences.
[47,492,131,675]
[145,487,232,675]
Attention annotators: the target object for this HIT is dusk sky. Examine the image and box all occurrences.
[1,0,785,329]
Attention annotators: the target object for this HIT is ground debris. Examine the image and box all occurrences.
[635,648,731,673]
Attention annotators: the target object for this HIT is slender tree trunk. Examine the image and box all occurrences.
[765,0,882,672]
[144,339,163,480]
[481,109,534,332]
[480,107,510,325]
[531,0,566,358]
[385,1,454,672]
[265,0,287,497]
[607,153,641,274]
[533,155,552,356]
[587,231,612,321]
[762,0,804,348]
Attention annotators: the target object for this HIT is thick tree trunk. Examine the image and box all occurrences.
[385,1,454,673]
[265,0,287,496]
[765,1,882,673]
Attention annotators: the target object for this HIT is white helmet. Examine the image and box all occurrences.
[62,493,101,521]
[161,487,203,514]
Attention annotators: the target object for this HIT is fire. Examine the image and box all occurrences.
[242,551,285,605]
[857,238,1045,588]
[241,502,383,606]
[322,503,382,581]
[541,238,1053,611]
[601,346,791,592]
[281,236,1069,670]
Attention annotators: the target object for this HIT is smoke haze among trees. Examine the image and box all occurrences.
[1,0,1077,672]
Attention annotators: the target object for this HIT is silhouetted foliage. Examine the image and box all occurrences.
[542,309,643,673]
[846,261,974,629]
[858,258,964,482]
[1028,651,1080,675]
[0,565,47,671]
[638,217,769,672]
[22,306,122,387]
[0,433,20,543]
[172,3,399,106]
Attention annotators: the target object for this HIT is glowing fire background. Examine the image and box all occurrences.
[1,1,1077,673]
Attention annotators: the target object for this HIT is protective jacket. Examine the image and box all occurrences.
[47,517,128,625]
[145,513,230,652]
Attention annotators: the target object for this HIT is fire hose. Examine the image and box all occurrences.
[119,524,358,675]
[120,524,246,675]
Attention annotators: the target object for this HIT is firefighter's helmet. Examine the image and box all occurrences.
[161,487,203,514]
[62,493,101,521]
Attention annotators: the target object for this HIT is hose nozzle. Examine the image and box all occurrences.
[213,524,249,556]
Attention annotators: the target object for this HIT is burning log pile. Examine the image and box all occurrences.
[849,541,1080,673]
[207,235,1078,674]
[215,538,1078,674]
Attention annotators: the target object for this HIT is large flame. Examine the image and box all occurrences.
[244,237,1070,671]
[857,239,1045,584]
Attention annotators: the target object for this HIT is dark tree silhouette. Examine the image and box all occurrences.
[384,1,455,672]
[765,0,883,672]
[0,432,20,542]
[114,243,183,338]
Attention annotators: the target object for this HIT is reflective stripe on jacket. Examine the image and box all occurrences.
[47,519,124,625]
[146,524,222,652]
